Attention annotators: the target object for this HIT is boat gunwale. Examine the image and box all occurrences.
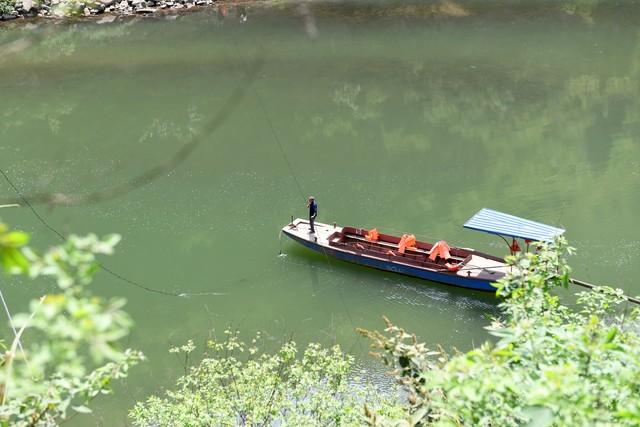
[282,230,483,277]
[282,227,498,292]
[336,225,505,263]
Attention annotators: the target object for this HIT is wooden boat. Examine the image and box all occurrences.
[281,208,565,292]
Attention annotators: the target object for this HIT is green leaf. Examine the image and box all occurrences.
[0,231,30,248]
[604,327,617,343]
[523,406,554,427]
[72,405,92,414]
[488,327,515,339]
[0,247,30,273]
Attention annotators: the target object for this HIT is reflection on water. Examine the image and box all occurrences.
[2,0,640,422]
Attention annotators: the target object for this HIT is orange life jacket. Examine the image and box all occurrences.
[429,240,451,261]
[365,228,379,241]
[398,234,417,254]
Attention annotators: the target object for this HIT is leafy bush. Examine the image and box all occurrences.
[0,0,14,14]
[0,219,143,426]
[130,330,403,426]
[359,238,640,426]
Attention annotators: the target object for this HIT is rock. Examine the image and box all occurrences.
[135,6,155,13]
[16,4,37,14]
[1,14,18,20]
[51,5,66,16]
[21,0,34,11]
[97,13,116,21]
[83,6,90,15]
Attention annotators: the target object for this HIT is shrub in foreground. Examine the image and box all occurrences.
[360,238,640,426]
[129,331,402,426]
[0,219,142,426]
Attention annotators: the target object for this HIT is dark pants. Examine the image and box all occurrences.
[309,215,316,233]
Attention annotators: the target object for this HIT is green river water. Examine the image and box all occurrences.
[1,1,640,424]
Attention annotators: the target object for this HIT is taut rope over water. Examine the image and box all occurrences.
[0,168,225,298]
[0,54,268,298]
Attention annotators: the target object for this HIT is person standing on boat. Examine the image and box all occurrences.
[308,196,318,233]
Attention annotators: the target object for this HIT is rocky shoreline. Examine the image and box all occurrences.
[0,0,235,20]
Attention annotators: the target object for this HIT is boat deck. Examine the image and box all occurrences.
[283,219,341,247]
[283,218,509,282]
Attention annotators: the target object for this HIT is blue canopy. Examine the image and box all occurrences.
[463,208,565,242]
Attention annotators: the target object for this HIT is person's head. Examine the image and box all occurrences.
[308,196,315,202]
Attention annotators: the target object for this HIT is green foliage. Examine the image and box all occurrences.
[0,221,30,275]
[0,219,143,426]
[130,330,402,426]
[0,0,14,14]
[50,0,86,18]
[360,238,640,426]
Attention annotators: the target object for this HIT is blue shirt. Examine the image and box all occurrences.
[309,201,317,217]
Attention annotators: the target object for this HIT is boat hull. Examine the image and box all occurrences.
[283,228,498,292]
